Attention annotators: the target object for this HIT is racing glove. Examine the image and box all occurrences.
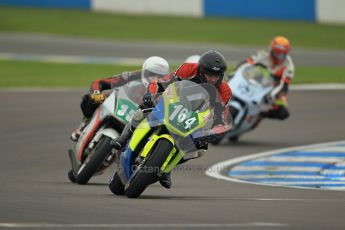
[90,90,106,104]
[140,92,154,109]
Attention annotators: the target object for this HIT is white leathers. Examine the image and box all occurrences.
[249,50,295,99]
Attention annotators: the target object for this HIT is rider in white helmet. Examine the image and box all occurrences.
[70,56,169,141]
[141,56,170,88]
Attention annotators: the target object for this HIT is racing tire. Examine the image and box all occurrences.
[124,139,173,198]
[109,172,125,195]
[210,134,225,146]
[76,136,113,185]
[228,135,239,142]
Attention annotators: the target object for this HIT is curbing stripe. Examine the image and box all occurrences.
[206,140,345,191]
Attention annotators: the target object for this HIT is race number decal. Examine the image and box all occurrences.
[168,103,199,132]
[115,99,137,123]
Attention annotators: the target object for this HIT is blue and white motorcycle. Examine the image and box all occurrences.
[214,63,273,143]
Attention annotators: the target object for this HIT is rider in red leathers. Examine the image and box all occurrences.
[70,56,170,141]
[111,50,232,189]
[243,36,295,122]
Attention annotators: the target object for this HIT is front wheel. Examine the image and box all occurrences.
[124,139,173,198]
[76,136,113,185]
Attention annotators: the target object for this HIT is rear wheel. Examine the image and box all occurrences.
[109,172,125,195]
[76,136,113,185]
[210,133,224,145]
[124,139,173,198]
[228,135,239,142]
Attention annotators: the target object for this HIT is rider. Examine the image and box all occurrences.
[70,56,170,141]
[240,36,294,122]
[111,50,232,189]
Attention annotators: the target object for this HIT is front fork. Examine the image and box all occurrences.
[139,134,184,175]
[69,127,120,178]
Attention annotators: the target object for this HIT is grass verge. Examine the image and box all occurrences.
[1,7,345,50]
[0,60,344,88]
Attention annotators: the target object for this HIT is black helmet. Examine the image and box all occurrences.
[198,50,227,88]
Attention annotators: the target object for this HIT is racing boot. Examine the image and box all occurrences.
[159,172,172,189]
[70,117,90,142]
[111,123,133,150]
[228,135,239,142]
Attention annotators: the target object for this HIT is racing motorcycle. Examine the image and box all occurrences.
[109,80,227,198]
[213,63,273,143]
[68,81,145,184]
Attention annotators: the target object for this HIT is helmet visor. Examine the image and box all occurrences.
[271,50,287,62]
[202,67,224,77]
[143,70,166,82]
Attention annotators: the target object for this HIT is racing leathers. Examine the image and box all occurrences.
[111,62,232,189]
[113,62,232,150]
[149,62,233,145]
[70,70,142,141]
[81,70,142,118]
[246,50,295,120]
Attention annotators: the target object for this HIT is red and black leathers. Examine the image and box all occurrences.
[81,70,141,118]
[148,62,232,136]
[90,70,141,92]
[245,50,295,120]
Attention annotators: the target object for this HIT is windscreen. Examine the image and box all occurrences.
[243,65,272,88]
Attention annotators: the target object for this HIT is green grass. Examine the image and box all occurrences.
[0,7,344,87]
[294,67,345,84]
[0,60,140,88]
[0,60,344,88]
[1,7,345,50]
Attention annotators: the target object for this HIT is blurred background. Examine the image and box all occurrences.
[0,0,344,88]
[1,1,345,229]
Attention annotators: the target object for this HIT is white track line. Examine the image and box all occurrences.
[0,222,288,228]
[206,140,345,191]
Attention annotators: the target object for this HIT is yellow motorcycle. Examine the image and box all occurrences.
[109,80,225,198]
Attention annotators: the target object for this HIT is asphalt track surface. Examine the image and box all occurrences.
[0,88,344,230]
[1,34,345,229]
[1,32,345,67]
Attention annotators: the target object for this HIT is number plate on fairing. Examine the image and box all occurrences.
[168,103,199,132]
[115,98,137,123]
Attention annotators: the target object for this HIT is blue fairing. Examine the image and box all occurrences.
[123,147,135,181]
[121,98,165,181]
[147,97,165,126]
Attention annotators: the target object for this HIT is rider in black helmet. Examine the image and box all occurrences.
[197,50,227,88]
[111,50,232,190]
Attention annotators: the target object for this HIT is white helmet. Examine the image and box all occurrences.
[185,55,200,63]
[141,56,169,87]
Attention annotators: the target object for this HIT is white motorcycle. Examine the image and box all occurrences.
[214,63,273,143]
[68,81,145,184]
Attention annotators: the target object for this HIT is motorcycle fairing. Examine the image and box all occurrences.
[77,108,102,161]
[114,98,138,124]
[146,86,212,138]
[139,133,179,175]
[118,81,217,185]
[122,147,136,180]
